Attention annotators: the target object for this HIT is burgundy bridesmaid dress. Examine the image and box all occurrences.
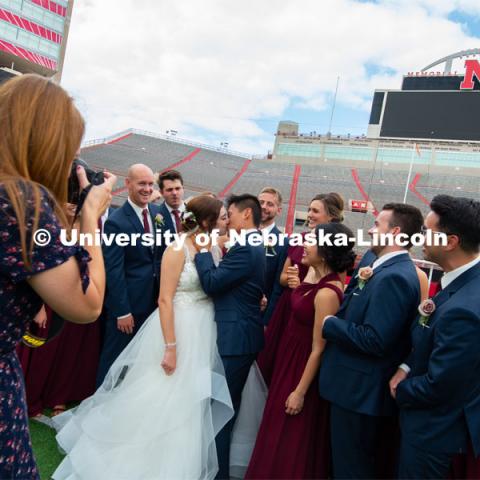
[17,306,101,416]
[246,273,343,479]
[257,237,309,386]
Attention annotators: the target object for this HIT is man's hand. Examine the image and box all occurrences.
[260,295,268,312]
[117,314,135,334]
[389,368,408,398]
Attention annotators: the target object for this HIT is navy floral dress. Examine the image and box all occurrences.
[0,184,90,479]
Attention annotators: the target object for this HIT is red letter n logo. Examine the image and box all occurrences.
[460,59,480,89]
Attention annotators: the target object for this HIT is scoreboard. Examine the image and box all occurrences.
[368,60,480,142]
[375,90,480,141]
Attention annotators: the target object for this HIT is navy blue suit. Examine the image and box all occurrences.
[262,225,288,325]
[319,253,420,478]
[396,262,480,479]
[96,200,161,385]
[195,231,265,479]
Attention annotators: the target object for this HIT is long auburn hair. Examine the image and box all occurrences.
[0,74,85,267]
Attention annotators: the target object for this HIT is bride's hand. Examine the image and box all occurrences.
[161,348,176,375]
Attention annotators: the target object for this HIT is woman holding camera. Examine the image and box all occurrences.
[0,75,116,478]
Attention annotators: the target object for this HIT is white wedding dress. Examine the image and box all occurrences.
[52,245,233,480]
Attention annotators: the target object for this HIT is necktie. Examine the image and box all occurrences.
[172,209,183,233]
[142,209,150,233]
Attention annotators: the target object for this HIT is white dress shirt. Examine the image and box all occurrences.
[372,250,409,270]
[261,223,276,236]
[441,256,480,289]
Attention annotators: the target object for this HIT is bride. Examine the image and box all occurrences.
[52,195,233,480]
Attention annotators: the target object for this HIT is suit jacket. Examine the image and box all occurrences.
[154,201,178,262]
[262,225,288,325]
[396,262,480,456]
[344,249,377,296]
[103,200,161,319]
[319,253,420,416]
[195,231,266,356]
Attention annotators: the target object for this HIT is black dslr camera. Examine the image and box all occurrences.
[68,157,105,205]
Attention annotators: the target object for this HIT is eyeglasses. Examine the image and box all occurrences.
[420,225,454,236]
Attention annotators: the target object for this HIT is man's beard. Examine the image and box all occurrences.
[262,212,275,223]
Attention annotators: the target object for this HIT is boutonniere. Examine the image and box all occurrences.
[154,214,165,227]
[418,299,436,328]
[357,266,373,290]
[264,240,277,257]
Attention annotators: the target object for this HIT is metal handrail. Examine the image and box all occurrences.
[82,128,252,159]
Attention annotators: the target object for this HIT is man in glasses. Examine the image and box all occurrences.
[391,194,480,479]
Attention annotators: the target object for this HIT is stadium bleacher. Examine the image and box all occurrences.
[81,131,479,241]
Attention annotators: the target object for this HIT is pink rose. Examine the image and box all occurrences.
[418,299,436,317]
[358,266,373,282]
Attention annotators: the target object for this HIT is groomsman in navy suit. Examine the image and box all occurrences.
[155,169,186,261]
[258,187,287,325]
[390,195,480,479]
[195,194,266,479]
[319,203,423,479]
[97,164,162,385]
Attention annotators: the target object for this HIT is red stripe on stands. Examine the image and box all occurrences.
[112,185,128,196]
[217,160,252,199]
[110,148,202,196]
[410,173,430,206]
[351,169,378,216]
[106,133,133,145]
[285,165,301,235]
[159,148,201,174]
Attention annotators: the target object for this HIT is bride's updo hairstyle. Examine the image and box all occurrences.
[184,195,224,233]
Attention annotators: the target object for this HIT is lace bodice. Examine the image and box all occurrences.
[173,244,221,306]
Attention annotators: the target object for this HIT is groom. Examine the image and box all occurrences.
[195,194,266,479]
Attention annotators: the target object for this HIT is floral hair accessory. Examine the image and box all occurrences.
[181,210,198,228]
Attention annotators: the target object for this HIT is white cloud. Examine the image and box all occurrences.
[61,0,480,153]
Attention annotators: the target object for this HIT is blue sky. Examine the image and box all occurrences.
[63,0,480,154]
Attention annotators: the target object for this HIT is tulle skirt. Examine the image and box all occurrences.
[52,298,233,480]
[230,362,268,479]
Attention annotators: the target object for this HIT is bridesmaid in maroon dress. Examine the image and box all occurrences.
[18,306,101,417]
[257,193,345,386]
[246,223,356,479]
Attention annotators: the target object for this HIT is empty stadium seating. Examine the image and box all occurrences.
[81,131,479,244]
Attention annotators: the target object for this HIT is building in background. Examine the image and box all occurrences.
[0,0,74,81]
[272,49,480,175]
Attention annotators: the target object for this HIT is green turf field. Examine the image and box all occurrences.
[30,419,64,480]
